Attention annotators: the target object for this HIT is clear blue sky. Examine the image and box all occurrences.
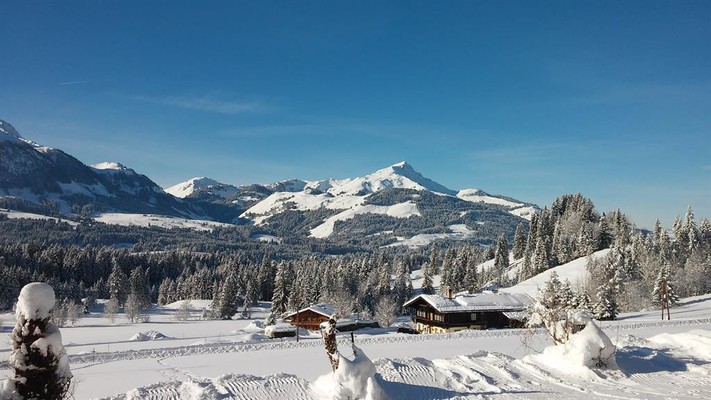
[1,1,709,229]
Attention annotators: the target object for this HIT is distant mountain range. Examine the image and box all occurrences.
[0,119,537,246]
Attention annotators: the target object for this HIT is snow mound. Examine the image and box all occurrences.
[129,330,169,341]
[16,282,56,320]
[312,345,386,400]
[526,320,617,379]
[242,321,265,333]
[648,329,711,360]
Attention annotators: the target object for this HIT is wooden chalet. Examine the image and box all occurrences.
[284,303,334,331]
[403,292,534,334]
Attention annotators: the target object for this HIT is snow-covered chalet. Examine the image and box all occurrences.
[284,304,335,331]
[403,292,534,333]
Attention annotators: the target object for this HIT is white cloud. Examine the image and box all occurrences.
[130,94,264,114]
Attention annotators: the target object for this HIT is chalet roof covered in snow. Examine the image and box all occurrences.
[284,303,335,319]
[403,292,534,313]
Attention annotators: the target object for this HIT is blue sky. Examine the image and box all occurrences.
[1,1,709,228]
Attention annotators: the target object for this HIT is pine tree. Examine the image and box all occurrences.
[596,214,613,250]
[270,261,290,317]
[107,264,128,307]
[463,258,479,293]
[539,271,562,309]
[129,267,150,310]
[574,290,593,311]
[392,260,413,312]
[532,236,549,275]
[559,279,575,309]
[593,280,618,320]
[420,261,435,295]
[440,248,455,292]
[512,223,526,259]
[493,234,509,284]
[10,283,72,400]
[218,271,239,320]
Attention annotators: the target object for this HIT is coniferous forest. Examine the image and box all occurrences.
[0,194,709,325]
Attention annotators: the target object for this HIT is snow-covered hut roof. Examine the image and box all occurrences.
[284,303,335,319]
[403,292,534,313]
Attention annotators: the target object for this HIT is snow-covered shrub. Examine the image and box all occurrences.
[528,271,586,344]
[313,344,386,400]
[374,296,397,329]
[9,282,72,399]
[528,303,589,345]
[104,297,120,323]
[175,300,192,321]
[526,316,617,379]
[66,299,82,326]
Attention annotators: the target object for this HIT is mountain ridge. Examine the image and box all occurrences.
[0,119,536,246]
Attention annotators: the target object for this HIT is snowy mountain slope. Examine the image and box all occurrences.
[165,177,238,199]
[503,249,611,298]
[95,213,234,232]
[91,162,137,175]
[310,201,421,238]
[329,161,457,197]
[457,188,523,208]
[0,120,23,142]
[385,223,477,248]
[0,119,203,219]
[0,118,535,241]
[238,162,535,243]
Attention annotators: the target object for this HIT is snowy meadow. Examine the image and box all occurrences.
[2,294,711,399]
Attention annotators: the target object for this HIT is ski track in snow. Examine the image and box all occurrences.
[61,318,711,367]
[78,318,711,400]
[98,345,711,400]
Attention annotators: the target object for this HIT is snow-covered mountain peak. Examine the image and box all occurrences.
[0,119,23,142]
[91,162,136,175]
[165,177,222,198]
[333,161,456,196]
[267,179,308,193]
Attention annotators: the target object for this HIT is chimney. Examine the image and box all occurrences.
[446,286,452,299]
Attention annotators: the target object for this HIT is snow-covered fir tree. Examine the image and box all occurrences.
[129,267,150,311]
[420,261,435,295]
[9,283,72,400]
[218,269,240,320]
[270,261,290,317]
[107,264,128,307]
[493,234,509,285]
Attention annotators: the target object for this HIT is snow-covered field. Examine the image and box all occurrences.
[2,294,711,399]
[0,208,79,226]
[94,213,234,232]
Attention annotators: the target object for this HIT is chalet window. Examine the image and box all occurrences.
[470,313,477,321]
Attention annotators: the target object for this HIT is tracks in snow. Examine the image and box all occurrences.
[69,318,711,367]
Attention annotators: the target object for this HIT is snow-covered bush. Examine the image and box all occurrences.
[8,282,72,399]
[175,300,192,321]
[104,297,119,323]
[526,315,617,379]
[528,272,586,344]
